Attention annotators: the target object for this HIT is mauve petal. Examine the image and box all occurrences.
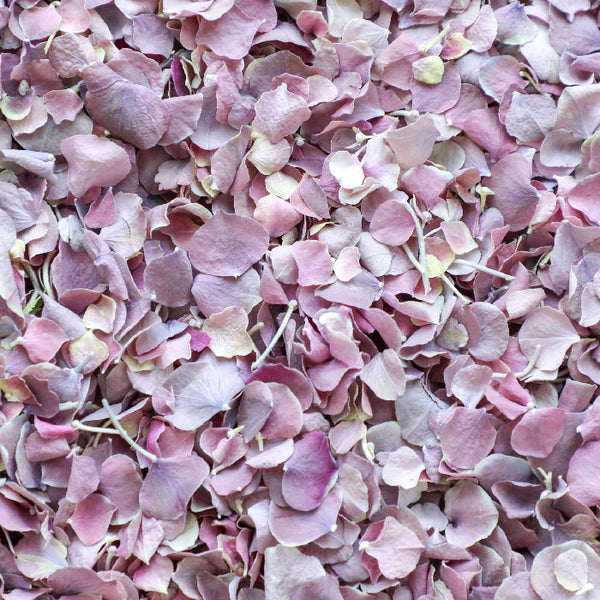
[22,318,69,363]
[495,1,537,45]
[291,240,334,286]
[282,432,338,511]
[19,6,61,40]
[191,270,261,317]
[132,15,174,59]
[382,447,424,489]
[444,481,498,548]
[254,84,312,143]
[360,349,406,401]
[82,63,169,149]
[555,83,600,138]
[462,107,518,161]
[385,114,439,170]
[189,211,269,277]
[440,408,496,470]
[139,455,209,520]
[61,134,131,197]
[264,545,325,600]
[567,441,600,506]
[65,454,99,503]
[370,200,414,246]
[518,307,580,372]
[511,408,566,458]
[484,152,540,231]
[246,438,294,469]
[261,383,303,440]
[412,62,461,113]
[479,55,524,103]
[360,517,424,580]
[203,305,253,358]
[269,488,342,546]
[47,568,122,600]
[464,302,509,362]
[144,248,193,308]
[0,494,39,532]
[163,352,245,431]
[505,92,557,142]
[211,127,252,194]
[99,454,143,524]
[195,5,263,60]
[160,95,204,145]
[68,493,116,545]
[44,89,83,124]
[133,554,173,594]
[568,173,600,224]
[539,128,583,168]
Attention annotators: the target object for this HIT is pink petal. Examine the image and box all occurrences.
[189,211,269,276]
[360,517,424,580]
[68,493,116,545]
[163,352,245,431]
[382,447,424,489]
[133,555,174,594]
[269,488,342,546]
[22,318,68,363]
[143,249,193,307]
[191,270,260,317]
[359,349,406,401]
[254,83,311,144]
[291,240,334,286]
[518,307,580,372]
[254,194,303,237]
[139,455,209,520]
[505,92,557,142]
[61,134,131,197]
[99,455,143,524]
[511,408,566,458]
[282,432,338,511]
[82,63,169,149]
[65,454,99,503]
[385,114,439,170]
[370,200,414,246]
[264,545,325,600]
[484,152,540,231]
[444,481,498,548]
[567,441,600,506]
[440,408,497,470]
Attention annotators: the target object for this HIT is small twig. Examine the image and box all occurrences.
[537,467,553,492]
[453,258,514,281]
[104,545,117,572]
[248,322,264,335]
[41,251,56,300]
[441,274,471,304]
[419,24,450,54]
[361,436,375,463]
[515,344,542,379]
[251,300,297,370]
[404,199,430,293]
[20,262,43,296]
[402,244,426,275]
[101,399,158,463]
[1,527,15,554]
[24,290,42,314]
[73,352,94,374]
[72,420,120,435]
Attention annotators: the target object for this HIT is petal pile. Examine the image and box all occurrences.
[3,1,600,599]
